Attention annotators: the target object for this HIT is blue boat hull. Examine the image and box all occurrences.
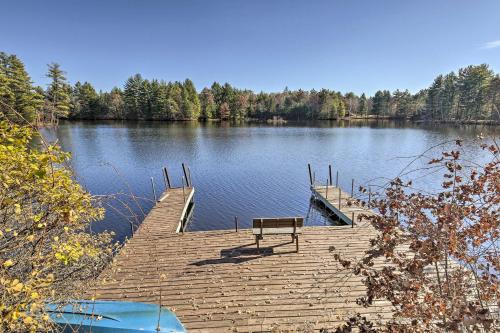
[46,300,186,332]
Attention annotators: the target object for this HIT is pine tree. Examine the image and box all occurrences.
[168,82,183,120]
[0,55,15,120]
[393,89,412,118]
[71,81,99,119]
[149,80,165,120]
[139,79,152,119]
[221,83,236,119]
[488,75,500,121]
[382,90,391,116]
[371,91,384,116]
[123,74,143,119]
[457,64,493,120]
[45,63,71,125]
[359,93,368,116]
[210,82,223,110]
[426,75,443,120]
[441,73,458,120]
[0,52,42,123]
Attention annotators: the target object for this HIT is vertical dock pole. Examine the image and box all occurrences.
[182,176,186,203]
[234,216,238,232]
[187,166,193,187]
[163,167,171,189]
[368,186,371,208]
[325,179,329,199]
[351,179,354,197]
[328,164,332,186]
[338,187,341,209]
[308,163,313,186]
[336,171,339,187]
[151,177,157,202]
[182,163,190,187]
[351,212,355,228]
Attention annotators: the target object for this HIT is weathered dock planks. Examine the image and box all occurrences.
[311,185,374,227]
[91,185,393,332]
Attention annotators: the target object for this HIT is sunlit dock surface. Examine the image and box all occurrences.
[92,186,394,332]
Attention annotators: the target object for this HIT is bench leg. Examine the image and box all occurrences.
[256,235,260,251]
[290,234,295,243]
[295,235,299,252]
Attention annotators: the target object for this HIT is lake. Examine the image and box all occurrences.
[42,120,498,241]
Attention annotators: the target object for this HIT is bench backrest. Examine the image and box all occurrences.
[252,217,304,235]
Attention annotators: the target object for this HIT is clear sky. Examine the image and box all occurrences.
[1,0,500,95]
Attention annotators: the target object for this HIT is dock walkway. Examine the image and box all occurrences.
[92,185,393,332]
[311,185,375,226]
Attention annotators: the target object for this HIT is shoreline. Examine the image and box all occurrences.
[53,116,500,127]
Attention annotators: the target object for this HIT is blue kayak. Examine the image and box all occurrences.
[46,300,186,332]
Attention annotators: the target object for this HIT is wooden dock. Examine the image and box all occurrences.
[311,185,374,227]
[91,184,393,332]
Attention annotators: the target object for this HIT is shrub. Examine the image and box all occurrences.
[0,122,116,332]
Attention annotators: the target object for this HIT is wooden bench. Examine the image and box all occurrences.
[252,217,304,252]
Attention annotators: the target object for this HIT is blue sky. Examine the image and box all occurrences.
[1,0,500,95]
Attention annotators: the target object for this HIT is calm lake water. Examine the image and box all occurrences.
[42,120,498,241]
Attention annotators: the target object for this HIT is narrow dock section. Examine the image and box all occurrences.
[311,185,374,227]
[141,187,195,235]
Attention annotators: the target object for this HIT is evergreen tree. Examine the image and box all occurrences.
[372,91,384,116]
[488,75,500,120]
[0,52,42,123]
[382,90,391,116]
[32,86,45,124]
[149,80,165,120]
[168,82,183,120]
[221,83,236,119]
[426,75,444,120]
[45,63,71,125]
[441,73,458,120]
[457,64,493,120]
[139,78,152,119]
[393,89,412,118]
[71,81,99,119]
[123,74,143,119]
[359,93,368,116]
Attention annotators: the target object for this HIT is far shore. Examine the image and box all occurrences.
[48,116,500,127]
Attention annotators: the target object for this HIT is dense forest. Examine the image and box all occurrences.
[1,51,499,124]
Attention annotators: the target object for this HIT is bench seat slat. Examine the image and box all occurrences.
[252,227,303,235]
[252,217,304,229]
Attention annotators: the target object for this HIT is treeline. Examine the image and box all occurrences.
[1,51,499,124]
[71,75,200,121]
[0,52,72,125]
